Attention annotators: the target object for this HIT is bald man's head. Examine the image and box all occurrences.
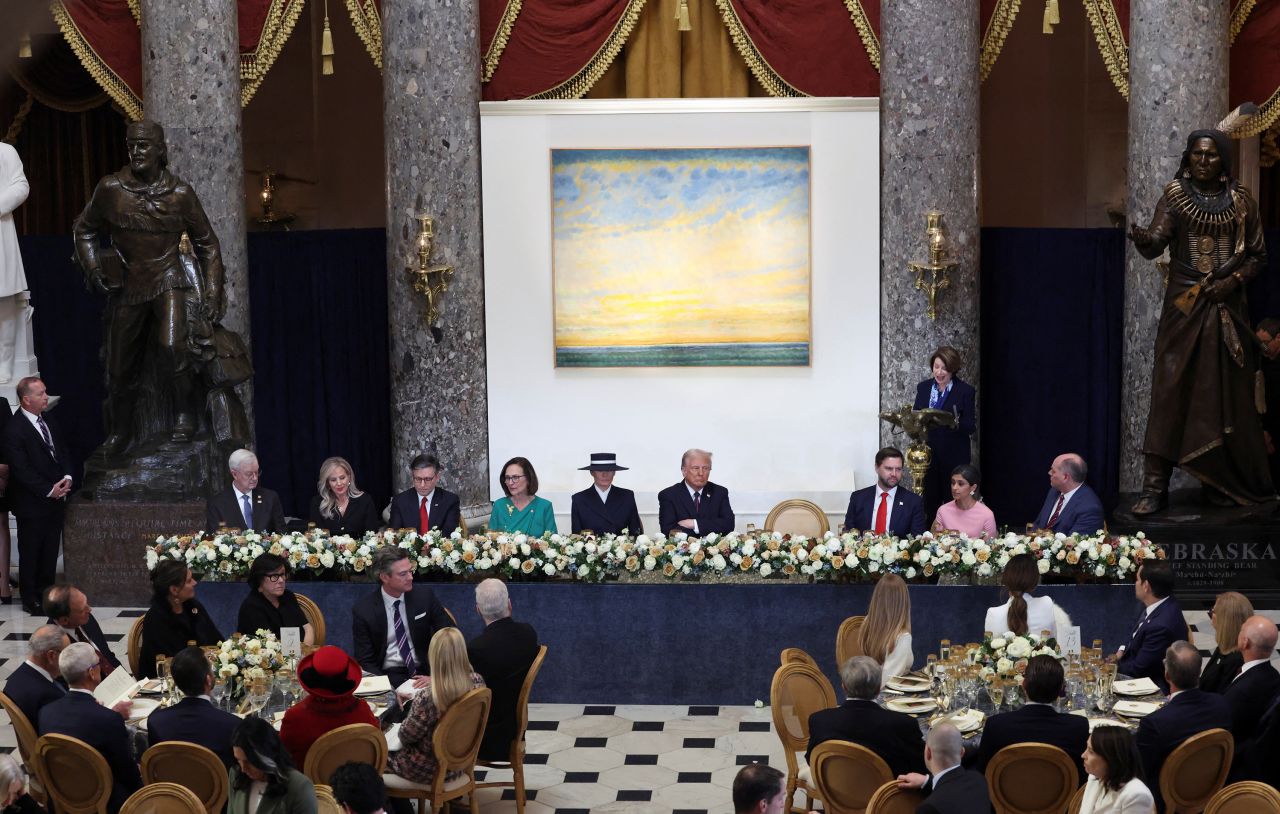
[1238,615,1279,661]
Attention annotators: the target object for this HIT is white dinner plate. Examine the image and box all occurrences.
[885,676,933,693]
[127,698,161,724]
[1112,678,1161,697]
[1113,700,1161,718]
[930,708,984,733]
[884,697,938,715]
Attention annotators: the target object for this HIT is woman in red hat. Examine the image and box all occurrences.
[279,645,379,768]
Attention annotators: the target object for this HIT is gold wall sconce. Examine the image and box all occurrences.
[408,215,454,327]
[908,210,959,321]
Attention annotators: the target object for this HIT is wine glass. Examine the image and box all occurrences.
[939,639,952,662]
[926,654,939,678]
[247,677,270,717]
[987,677,1005,710]
[211,677,227,711]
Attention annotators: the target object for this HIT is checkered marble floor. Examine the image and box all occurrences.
[1,602,1277,814]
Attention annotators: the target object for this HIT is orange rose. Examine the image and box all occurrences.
[1066,552,1080,565]
[782,564,796,575]
[740,555,754,571]
[625,556,640,572]
[923,563,934,576]
[462,551,476,564]
[975,549,990,562]
[831,556,845,569]
[767,539,781,552]
[521,559,535,574]
[692,550,705,565]
[662,563,677,577]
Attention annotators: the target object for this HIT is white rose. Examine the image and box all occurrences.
[760,563,773,577]
[671,554,685,570]
[1118,556,1132,572]
[996,657,1014,674]
[220,664,239,677]
[1007,638,1032,659]
[477,557,492,570]
[643,555,657,570]
[319,551,335,568]
[905,566,917,579]
[990,637,1007,650]
[543,563,556,576]
[977,563,992,576]
[711,554,727,570]
[579,564,590,578]
[961,551,977,566]
[1037,558,1051,575]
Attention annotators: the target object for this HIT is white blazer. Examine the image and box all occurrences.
[0,143,29,297]
[879,631,913,687]
[1078,776,1155,814]
[983,594,1068,640]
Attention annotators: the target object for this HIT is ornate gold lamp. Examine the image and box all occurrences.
[253,170,296,229]
[908,211,959,321]
[879,405,958,495]
[407,215,454,326]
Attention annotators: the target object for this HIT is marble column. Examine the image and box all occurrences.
[879,1,981,470]
[139,0,252,413]
[1120,0,1228,491]
[382,0,489,512]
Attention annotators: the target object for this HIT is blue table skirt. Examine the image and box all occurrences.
[194,581,1143,705]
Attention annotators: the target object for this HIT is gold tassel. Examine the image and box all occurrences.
[321,0,335,75]
[676,0,691,31]
[1043,0,1059,33]
[18,31,32,59]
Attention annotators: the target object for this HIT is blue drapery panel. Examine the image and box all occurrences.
[979,228,1125,528]
[17,229,391,517]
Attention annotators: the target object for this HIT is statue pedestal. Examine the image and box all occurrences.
[82,435,221,502]
[64,498,205,605]
[3,292,51,407]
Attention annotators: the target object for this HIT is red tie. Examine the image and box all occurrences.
[79,629,114,677]
[874,492,888,534]
[1046,494,1065,529]
[419,496,430,534]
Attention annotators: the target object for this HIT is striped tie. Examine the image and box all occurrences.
[392,599,417,676]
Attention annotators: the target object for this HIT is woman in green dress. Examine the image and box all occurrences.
[488,456,557,535]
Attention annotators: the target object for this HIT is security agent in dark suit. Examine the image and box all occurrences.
[843,447,926,536]
[206,448,286,533]
[1135,641,1232,812]
[897,723,991,814]
[1222,616,1280,745]
[1032,453,1106,536]
[571,452,643,535]
[1,377,71,616]
[806,656,925,777]
[351,546,454,687]
[38,642,142,814]
[388,453,461,535]
[975,655,1088,783]
[657,448,735,537]
[1117,559,1184,692]
[2,625,69,727]
[468,578,540,761]
[147,647,241,767]
[44,582,121,675]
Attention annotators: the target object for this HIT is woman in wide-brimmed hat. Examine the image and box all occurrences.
[570,452,643,535]
[278,645,378,769]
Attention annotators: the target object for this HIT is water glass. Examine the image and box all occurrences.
[939,639,952,662]
[211,678,227,711]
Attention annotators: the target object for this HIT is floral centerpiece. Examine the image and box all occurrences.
[969,631,1062,681]
[215,630,287,700]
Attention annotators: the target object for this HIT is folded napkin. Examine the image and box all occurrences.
[1113,700,1160,717]
[885,697,938,714]
[1112,677,1160,696]
[937,708,984,733]
[1070,710,1130,731]
[885,675,933,693]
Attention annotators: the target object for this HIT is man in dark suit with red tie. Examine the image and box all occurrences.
[1117,559,1184,691]
[571,452,643,535]
[843,447,926,536]
[1,377,71,616]
[657,449,735,537]
[1032,453,1106,535]
[44,583,120,676]
[388,453,461,535]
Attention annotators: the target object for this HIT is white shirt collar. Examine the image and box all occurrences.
[69,687,95,697]
[932,765,961,786]
[1145,596,1169,617]
[595,485,611,502]
[686,483,705,499]
[1060,483,1082,500]
[381,587,407,608]
[20,407,42,425]
[417,489,435,504]
[26,660,56,683]
[879,485,898,499]
[233,485,253,502]
[1238,658,1269,677]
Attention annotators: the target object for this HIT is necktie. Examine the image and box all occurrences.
[419,496,430,534]
[1046,494,1065,529]
[392,599,417,675]
[36,415,55,456]
[874,492,889,534]
[693,491,701,513]
[242,494,254,529]
[929,385,940,409]
[80,629,114,677]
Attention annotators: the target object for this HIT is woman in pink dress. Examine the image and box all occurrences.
[931,465,997,538]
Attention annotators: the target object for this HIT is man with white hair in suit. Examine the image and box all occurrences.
[206,448,286,532]
[467,578,539,761]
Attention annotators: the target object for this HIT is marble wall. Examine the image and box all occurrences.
[382,0,490,512]
[1121,0,1229,492]
[879,0,981,470]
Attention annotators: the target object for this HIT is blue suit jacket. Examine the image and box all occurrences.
[1135,689,1231,811]
[657,481,734,536]
[1033,483,1105,535]
[2,661,66,729]
[571,486,643,535]
[1117,596,1186,692]
[388,487,461,535]
[974,703,1088,783]
[38,690,142,813]
[147,696,241,767]
[843,485,926,536]
[912,378,976,465]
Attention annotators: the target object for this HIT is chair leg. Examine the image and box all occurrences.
[785,777,796,814]
[514,761,527,814]
[469,790,479,814]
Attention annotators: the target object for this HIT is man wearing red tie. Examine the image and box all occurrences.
[389,453,461,535]
[843,447,927,536]
[1032,453,1105,536]
[43,582,121,677]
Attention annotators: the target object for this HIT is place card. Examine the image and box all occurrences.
[280,627,302,658]
[1062,626,1081,658]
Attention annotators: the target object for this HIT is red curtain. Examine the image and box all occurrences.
[1231,0,1280,138]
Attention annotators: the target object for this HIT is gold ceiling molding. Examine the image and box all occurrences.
[979,0,1022,81]
[345,0,382,70]
[482,0,522,83]
[529,0,647,99]
[240,0,307,106]
[51,0,145,120]
[712,0,806,97]
[1229,0,1256,44]
[842,0,880,71]
[1082,0,1128,98]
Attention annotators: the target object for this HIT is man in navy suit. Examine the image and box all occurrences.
[896,723,991,814]
[205,448,286,533]
[468,579,539,761]
[571,452,643,535]
[1135,641,1231,812]
[388,453,461,535]
[1,377,71,615]
[806,657,925,776]
[1033,453,1105,535]
[1223,616,1280,745]
[44,583,121,676]
[975,655,1088,782]
[730,763,789,814]
[352,546,454,687]
[843,447,926,536]
[147,647,241,766]
[38,642,142,814]
[2,625,69,727]
[1117,559,1184,691]
[657,449,735,537]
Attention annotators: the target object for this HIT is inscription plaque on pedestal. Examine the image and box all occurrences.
[64,498,205,605]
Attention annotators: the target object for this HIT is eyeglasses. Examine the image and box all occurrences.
[412,475,438,485]
[503,474,526,482]
[264,573,287,583]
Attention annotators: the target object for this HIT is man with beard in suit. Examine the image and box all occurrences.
[570,453,642,535]
[657,449,734,537]
[843,447,926,536]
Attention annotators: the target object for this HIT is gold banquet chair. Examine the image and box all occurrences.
[771,661,838,814]
[1067,784,1085,814]
[140,742,229,814]
[866,780,925,814]
[986,742,1078,814]
[810,740,892,814]
[836,615,866,667]
[303,723,389,785]
[764,499,830,537]
[33,733,113,814]
[315,784,344,814]
[780,648,821,670]
[477,645,549,814]
[295,592,327,646]
[1205,781,1280,814]
[385,687,492,814]
[1160,728,1234,814]
[119,782,205,814]
[128,616,145,678]
[0,692,46,805]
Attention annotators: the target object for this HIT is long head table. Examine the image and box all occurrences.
[194,581,1145,705]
